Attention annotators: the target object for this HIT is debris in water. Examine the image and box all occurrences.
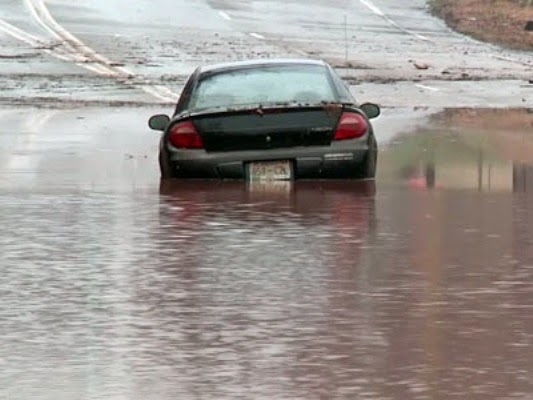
[0,52,40,59]
[414,62,429,70]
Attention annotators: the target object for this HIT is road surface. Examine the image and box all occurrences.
[0,0,531,107]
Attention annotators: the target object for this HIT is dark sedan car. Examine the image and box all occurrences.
[149,59,380,180]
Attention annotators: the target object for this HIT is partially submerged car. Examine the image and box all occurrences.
[149,59,380,180]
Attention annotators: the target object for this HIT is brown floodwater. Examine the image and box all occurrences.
[0,107,532,399]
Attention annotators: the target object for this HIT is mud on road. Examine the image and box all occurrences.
[0,0,532,108]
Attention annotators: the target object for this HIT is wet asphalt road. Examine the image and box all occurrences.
[1,0,532,107]
[1,0,533,399]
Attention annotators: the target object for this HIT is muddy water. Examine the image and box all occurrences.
[0,107,532,399]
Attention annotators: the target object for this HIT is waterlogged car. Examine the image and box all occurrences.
[149,59,380,180]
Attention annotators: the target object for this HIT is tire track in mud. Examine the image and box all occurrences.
[1,0,180,104]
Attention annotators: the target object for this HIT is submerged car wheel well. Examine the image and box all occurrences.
[357,136,377,179]
[159,148,175,179]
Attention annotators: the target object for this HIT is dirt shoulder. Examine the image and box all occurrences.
[430,0,533,50]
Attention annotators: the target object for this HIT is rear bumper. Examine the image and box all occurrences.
[167,143,372,179]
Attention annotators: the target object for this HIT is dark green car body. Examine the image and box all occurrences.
[149,59,380,180]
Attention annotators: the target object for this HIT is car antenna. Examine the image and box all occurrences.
[344,14,348,67]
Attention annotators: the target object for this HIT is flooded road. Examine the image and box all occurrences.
[1,0,531,397]
[1,107,532,399]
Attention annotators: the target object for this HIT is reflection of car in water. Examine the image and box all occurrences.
[141,181,379,391]
[158,180,376,274]
[159,179,376,223]
[148,59,380,180]
[156,180,377,336]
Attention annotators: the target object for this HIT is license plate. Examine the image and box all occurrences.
[248,160,293,181]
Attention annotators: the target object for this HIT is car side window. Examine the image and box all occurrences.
[330,69,355,103]
[174,69,199,115]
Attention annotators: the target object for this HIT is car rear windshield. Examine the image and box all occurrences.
[188,64,337,110]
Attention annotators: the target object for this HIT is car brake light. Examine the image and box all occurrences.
[333,112,368,140]
[168,121,204,149]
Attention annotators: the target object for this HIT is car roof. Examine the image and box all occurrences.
[198,58,329,74]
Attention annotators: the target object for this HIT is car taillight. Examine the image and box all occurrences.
[333,112,368,140]
[168,121,203,149]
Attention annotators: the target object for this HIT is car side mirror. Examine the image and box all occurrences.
[149,114,170,131]
[360,103,380,119]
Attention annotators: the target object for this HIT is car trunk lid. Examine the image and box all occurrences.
[191,105,341,152]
